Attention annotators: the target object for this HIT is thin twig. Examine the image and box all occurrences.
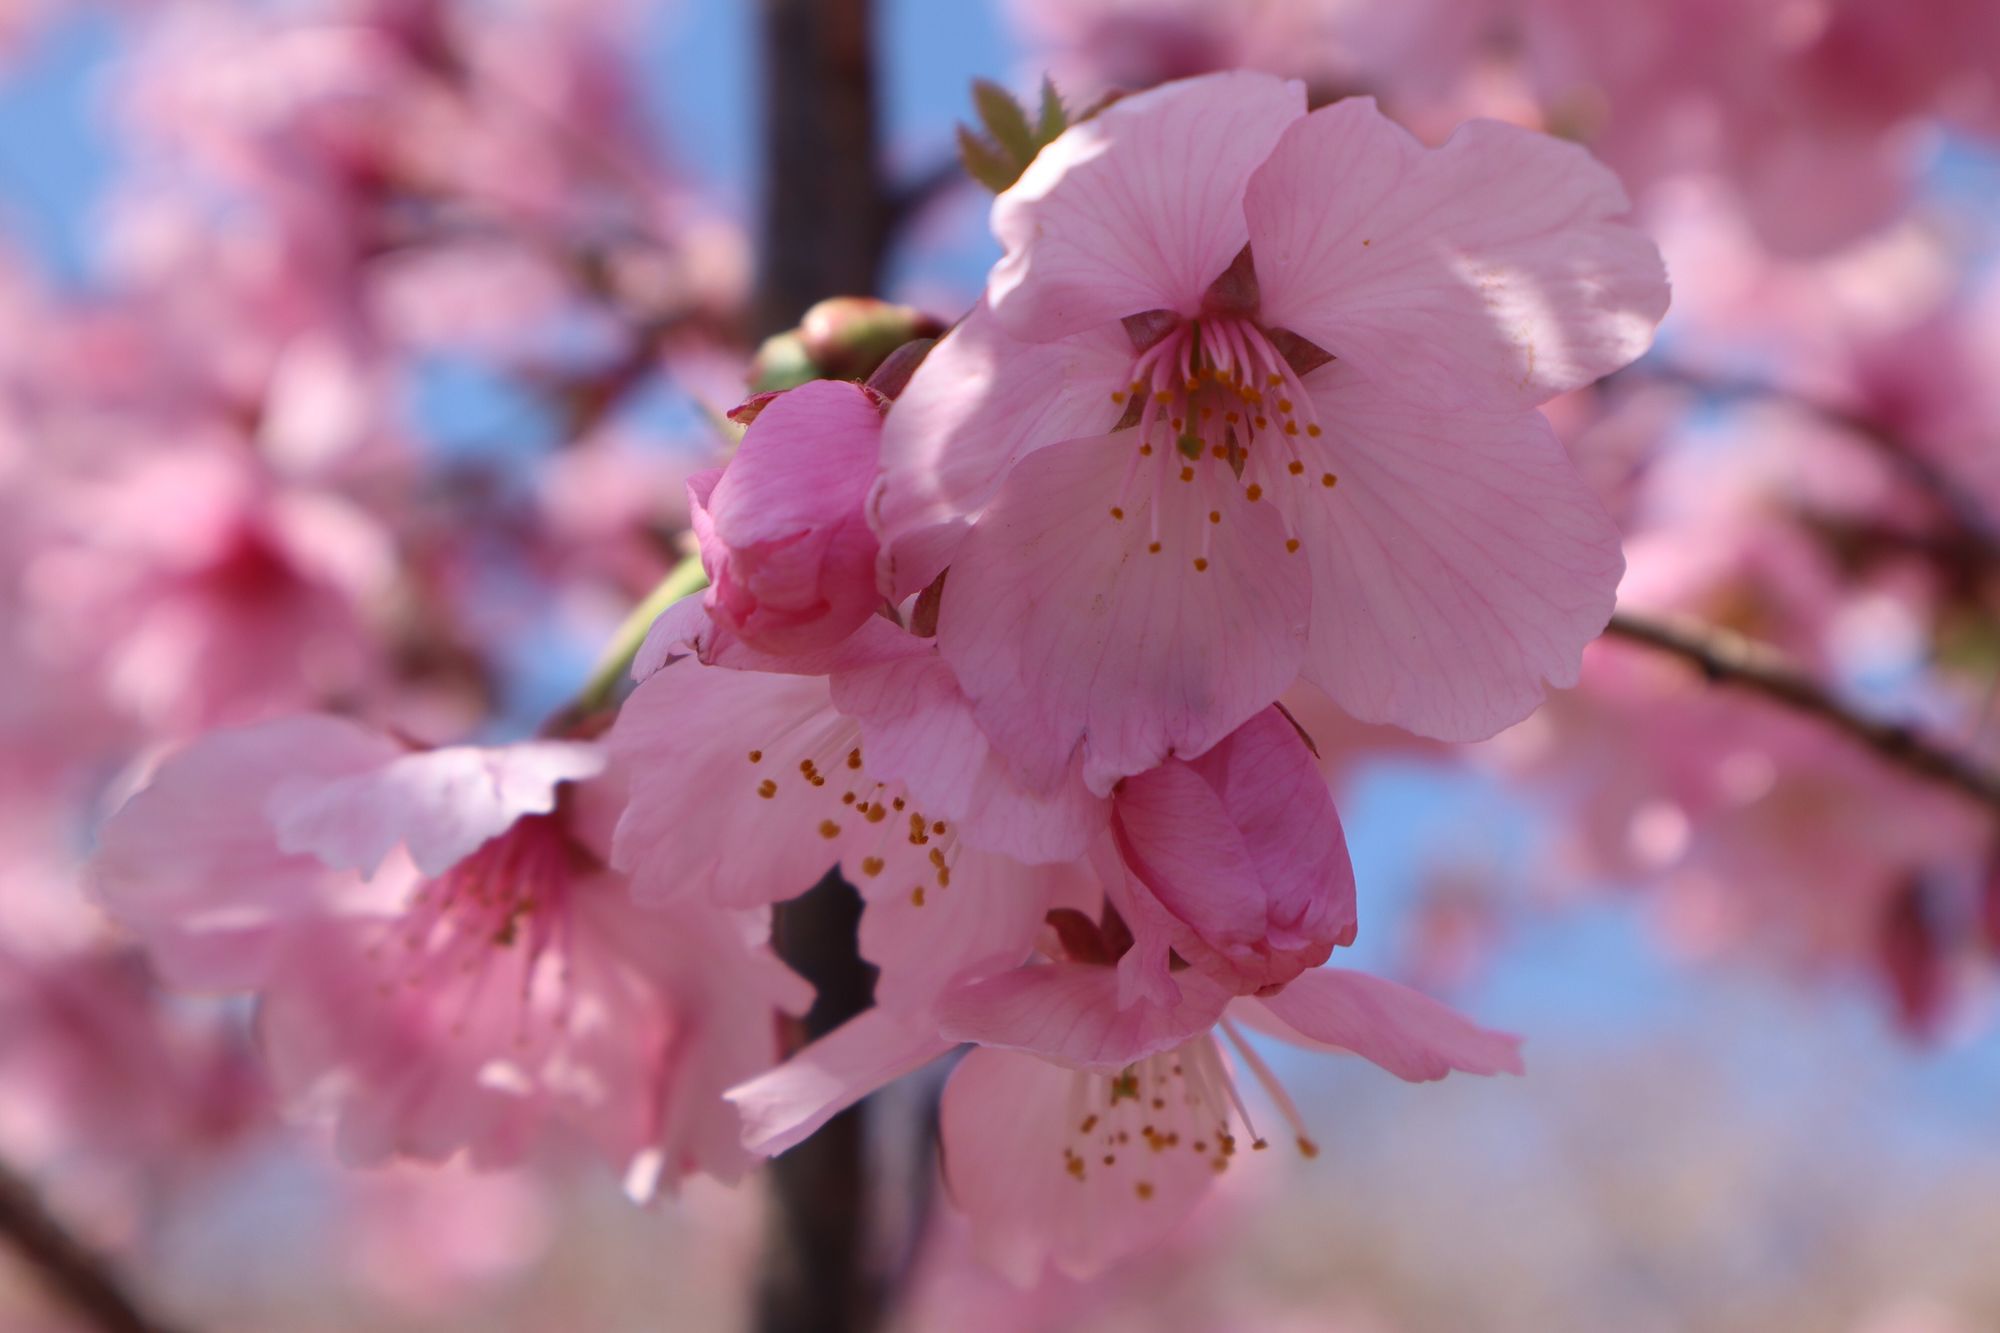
[1605,611,2000,811]
[0,1160,187,1333]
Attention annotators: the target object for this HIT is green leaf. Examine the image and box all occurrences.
[1035,77,1067,145]
[972,79,1035,163]
[957,123,1020,193]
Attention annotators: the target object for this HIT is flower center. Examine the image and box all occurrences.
[375,813,584,1040]
[742,713,962,908]
[1104,316,1337,570]
[1056,1019,1319,1200]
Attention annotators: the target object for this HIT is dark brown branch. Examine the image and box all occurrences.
[749,4,895,1333]
[0,1160,187,1333]
[753,0,888,339]
[1605,611,2000,811]
[754,872,885,1333]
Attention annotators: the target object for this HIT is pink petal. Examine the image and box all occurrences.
[630,593,713,682]
[936,961,1229,1073]
[1112,707,1355,993]
[726,1008,953,1156]
[938,1046,1219,1283]
[936,431,1308,795]
[1246,99,1668,410]
[859,848,1087,1016]
[990,71,1305,341]
[871,303,1134,600]
[90,717,399,989]
[267,740,606,878]
[608,663,854,908]
[1250,968,1525,1081]
[1297,365,1624,741]
[696,379,886,656]
[830,648,1106,863]
[636,595,921,682]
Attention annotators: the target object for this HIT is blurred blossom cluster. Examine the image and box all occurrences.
[0,0,1996,1330]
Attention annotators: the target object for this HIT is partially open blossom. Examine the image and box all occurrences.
[1110,706,1356,995]
[730,935,1520,1283]
[91,717,807,1191]
[690,379,887,658]
[875,71,1667,793]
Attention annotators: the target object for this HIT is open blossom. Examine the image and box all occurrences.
[91,717,807,1192]
[610,595,1357,1009]
[729,913,1521,1282]
[25,443,394,733]
[690,379,887,658]
[875,71,1667,792]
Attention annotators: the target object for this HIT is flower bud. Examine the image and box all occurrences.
[749,298,946,393]
[691,379,886,657]
[1111,708,1356,995]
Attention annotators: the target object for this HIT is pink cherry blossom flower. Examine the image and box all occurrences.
[875,72,1666,793]
[25,443,395,734]
[611,600,1357,1009]
[689,379,888,658]
[91,717,807,1192]
[729,934,1520,1283]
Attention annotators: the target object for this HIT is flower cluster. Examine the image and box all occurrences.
[78,69,1668,1278]
[5,0,1996,1322]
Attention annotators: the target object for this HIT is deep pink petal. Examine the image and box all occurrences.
[268,740,605,878]
[1113,707,1355,992]
[937,961,1230,1073]
[1297,366,1624,741]
[1250,968,1525,1081]
[937,432,1307,794]
[1247,99,1668,409]
[726,1008,953,1156]
[938,1046,1219,1283]
[990,71,1305,341]
[871,303,1134,599]
[697,379,886,656]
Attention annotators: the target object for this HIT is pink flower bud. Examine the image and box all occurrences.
[692,379,887,658]
[1111,707,1357,995]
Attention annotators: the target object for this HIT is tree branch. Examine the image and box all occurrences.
[0,1160,188,1333]
[1604,611,2000,811]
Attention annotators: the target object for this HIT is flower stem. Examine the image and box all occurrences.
[564,553,708,723]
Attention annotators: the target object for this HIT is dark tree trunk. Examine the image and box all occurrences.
[753,0,887,339]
